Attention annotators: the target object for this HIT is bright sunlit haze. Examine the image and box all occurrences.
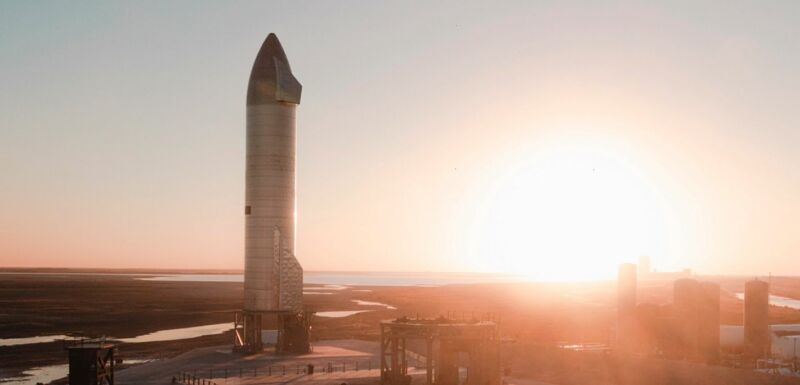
[2,2,800,279]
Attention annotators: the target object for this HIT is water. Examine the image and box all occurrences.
[316,310,372,318]
[304,284,348,290]
[735,293,800,310]
[0,334,71,347]
[138,271,519,286]
[0,323,233,350]
[123,358,155,364]
[303,272,516,286]
[769,295,800,309]
[558,342,610,352]
[352,299,396,309]
[138,274,242,282]
[0,364,68,385]
[0,359,155,384]
[115,322,233,343]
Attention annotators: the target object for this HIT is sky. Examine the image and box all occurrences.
[1,1,800,279]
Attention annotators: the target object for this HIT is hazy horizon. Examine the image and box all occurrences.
[3,1,800,279]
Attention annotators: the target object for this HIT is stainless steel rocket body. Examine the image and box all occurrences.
[244,102,296,311]
[243,34,303,313]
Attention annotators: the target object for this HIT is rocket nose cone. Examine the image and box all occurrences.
[247,33,302,105]
[261,33,291,72]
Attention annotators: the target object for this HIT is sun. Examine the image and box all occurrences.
[460,137,669,281]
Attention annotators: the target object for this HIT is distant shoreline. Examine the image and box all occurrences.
[0,267,788,281]
[0,269,528,286]
[0,267,520,277]
[0,267,244,275]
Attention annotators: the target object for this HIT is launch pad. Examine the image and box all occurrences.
[234,310,311,354]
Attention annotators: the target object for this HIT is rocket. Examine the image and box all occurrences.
[243,33,303,315]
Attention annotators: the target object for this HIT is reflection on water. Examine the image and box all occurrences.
[315,310,372,318]
[122,358,155,364]
[304,285,348,291]
[0,334,70,347]
[0,364,68,385]
[735,293,800,310]
[558,342,610,352]
[1,323,233,348]
[352,299,397,309]
[0,359,156,384]
[137,272,518,286]
[139,274,242,282]
[116,323,232,343]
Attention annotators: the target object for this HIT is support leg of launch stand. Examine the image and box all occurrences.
[277,312,310,354]
[242,312,263,353]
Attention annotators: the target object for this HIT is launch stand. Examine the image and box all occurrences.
[380,317,501,385]
[234,311,263,353]
[234,310,311,354]
[277,310,312,353]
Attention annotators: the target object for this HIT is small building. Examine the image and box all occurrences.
[66,340,116,385]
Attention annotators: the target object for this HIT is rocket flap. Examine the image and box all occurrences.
[274,57,302,104]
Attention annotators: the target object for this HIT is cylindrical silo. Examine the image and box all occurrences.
[744,279,770,359]
[617,263,637,350]
[673,278,700,359]
[697,281,720,363]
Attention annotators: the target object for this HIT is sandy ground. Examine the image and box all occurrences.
[507,345,800,385]
[115,339,382,385]
[3,272,800,384]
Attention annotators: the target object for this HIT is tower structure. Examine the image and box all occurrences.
[744,279,770,360]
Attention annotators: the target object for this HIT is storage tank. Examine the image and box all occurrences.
[673,278,700,359]
[617,263,637,350]
[744,279,770,359]
[697,282,720,362]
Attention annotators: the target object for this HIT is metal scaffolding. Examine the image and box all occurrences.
[380,317,500,385]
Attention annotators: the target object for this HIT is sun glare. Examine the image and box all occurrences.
[464,137,669,281]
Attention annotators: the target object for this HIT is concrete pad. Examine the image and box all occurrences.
[116,340,382,385]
